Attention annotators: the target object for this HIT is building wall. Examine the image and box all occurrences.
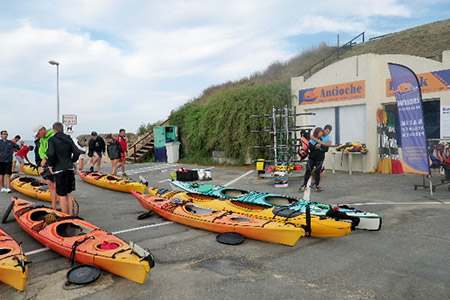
[291,51,450,173]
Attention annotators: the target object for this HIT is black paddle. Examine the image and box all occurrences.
[137,211,153,220]
[1,199,15,224]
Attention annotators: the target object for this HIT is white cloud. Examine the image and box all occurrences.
[0,0,448,140]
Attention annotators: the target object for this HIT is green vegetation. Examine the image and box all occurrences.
[163,19,450,165]
[170,81,290,164]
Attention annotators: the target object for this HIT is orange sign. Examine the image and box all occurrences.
[299,80,365,105]
[386,69,450,97]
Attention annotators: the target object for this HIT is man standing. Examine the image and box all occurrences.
[47,122,80,215]
[33,124,57,209]
[116,129,128,176]
[88,131,105,172]
[0,130,20,192]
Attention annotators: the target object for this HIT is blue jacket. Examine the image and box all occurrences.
[0,140,20,163]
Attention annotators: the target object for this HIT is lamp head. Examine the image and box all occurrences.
[48,60,59,66]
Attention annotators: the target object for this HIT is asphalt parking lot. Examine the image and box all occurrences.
[1,162,450,300]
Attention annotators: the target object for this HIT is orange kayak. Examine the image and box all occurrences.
[11,197,154,284]
[148,187,352,238]
[131,191,304,246]
[78,170,147,193]
[0,228,28,291]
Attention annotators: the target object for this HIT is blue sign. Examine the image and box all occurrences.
[388,63,430,175]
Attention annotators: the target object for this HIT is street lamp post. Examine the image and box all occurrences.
[48,60,60,122]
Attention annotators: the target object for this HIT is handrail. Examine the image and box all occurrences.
[127,119,169,162]
[298,32,365,78]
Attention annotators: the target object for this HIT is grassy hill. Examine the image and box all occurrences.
[167,18,450,165]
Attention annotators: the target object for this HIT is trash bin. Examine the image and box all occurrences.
[155,147,167,162]
[166,142,181,163]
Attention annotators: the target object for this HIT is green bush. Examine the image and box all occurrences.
[169,80,290,165]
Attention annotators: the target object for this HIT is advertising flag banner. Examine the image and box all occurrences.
[387,63,430,175]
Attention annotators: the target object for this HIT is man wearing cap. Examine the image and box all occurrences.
[33,124,57,209]
[88,131,105,172]
[0,130,20,193]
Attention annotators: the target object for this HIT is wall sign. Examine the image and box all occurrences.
[386,69,450,97]
[299,80,365,105]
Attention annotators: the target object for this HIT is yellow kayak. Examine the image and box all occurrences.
[0,228,28,291]
[148,187,352,238]
[23,164,39,176]
[11,175,75,203]
[78,170,147,193]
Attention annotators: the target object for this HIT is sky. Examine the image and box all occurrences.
[1,0,449,140]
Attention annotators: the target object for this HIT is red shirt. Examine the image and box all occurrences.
[16,145,30,158]
[116,136,127,153]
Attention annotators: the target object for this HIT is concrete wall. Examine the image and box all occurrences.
[291,50,450,173]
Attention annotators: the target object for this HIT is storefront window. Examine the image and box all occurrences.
[384,99,440,145]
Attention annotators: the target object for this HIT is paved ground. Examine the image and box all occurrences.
[1,162,450,300]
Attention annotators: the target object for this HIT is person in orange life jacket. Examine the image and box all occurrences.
[116,129,128,176]
[106,134,123,176]
[309,124,333,189]
[47,122,80,215]
[0,130,20,193]
[15,144,34,174]
[300,127,325,192]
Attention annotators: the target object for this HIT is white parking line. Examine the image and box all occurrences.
[26,221,173,256]
[224,170,253,187]
[113,221,173,234]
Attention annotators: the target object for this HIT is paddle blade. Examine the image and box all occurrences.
[1,199,15,224]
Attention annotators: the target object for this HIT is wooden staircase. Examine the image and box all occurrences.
[127,119,169,163]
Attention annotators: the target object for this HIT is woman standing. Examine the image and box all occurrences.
[106,134,122,175]
[299,127,325,192]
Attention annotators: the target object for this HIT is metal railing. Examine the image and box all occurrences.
[298,32,365,79]
[127,119,169,163]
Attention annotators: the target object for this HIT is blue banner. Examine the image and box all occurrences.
[388,63,430,175]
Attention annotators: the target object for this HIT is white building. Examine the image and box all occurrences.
[291,50,450,173]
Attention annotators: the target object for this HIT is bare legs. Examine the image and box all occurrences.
[48,180,57,210]
[59,193,73,215]
[111,159,119,175]
[90,153,101,172]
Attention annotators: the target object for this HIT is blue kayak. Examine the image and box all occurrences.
[169,180,381,231]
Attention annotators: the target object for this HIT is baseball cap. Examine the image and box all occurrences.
[91,131,98,136]
[33,124,45,138]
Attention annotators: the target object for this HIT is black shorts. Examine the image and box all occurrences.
[0,161,13,175]
[55,170,76,197]
[41,166,55,182]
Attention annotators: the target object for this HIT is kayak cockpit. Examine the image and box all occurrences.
[221,189,250,198]
[263,196,299,207]
[185,205,218,215]
[56,222,93,237]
